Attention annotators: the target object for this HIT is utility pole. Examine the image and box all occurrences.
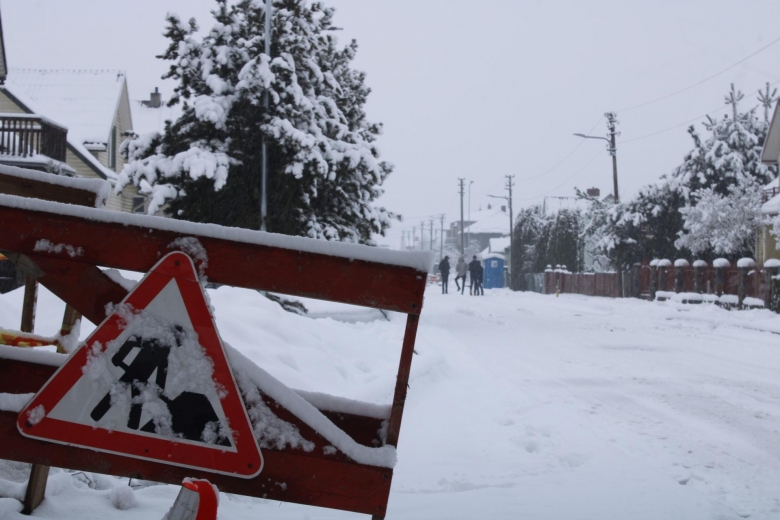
[439,213,445,261]
[467,180,474,253]
[412,226,416,251]
[488,174,515,290]
[429,219,434,251]
[574,113,623,297]
[260,0,272,231]
[458,178,465,255]
[605,112,623,297]
[506,175,514,291]
[420,221,425,250]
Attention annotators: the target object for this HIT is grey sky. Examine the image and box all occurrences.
[4,0,780,247]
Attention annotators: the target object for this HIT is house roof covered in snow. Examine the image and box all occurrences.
[1,68,128,180]
[131,100,181,136]
[489,236,510,253]
[4,68,126,144]
[763,100,780,165]
[762,192,780,215]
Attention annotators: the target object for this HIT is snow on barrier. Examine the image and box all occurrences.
[0,164,434,518]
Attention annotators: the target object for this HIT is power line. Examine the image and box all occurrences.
[616,34,780,113]
[620,78,780,145]
[515,152,602,202]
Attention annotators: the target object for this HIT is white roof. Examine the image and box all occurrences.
[489,236,510,253]
[5,68,125,144]
[762,100,780,165]
[762,192,780,215]
[466,209,510,234]
[131,101,181,136]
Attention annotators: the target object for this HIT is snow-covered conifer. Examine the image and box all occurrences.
[117,0,395,243]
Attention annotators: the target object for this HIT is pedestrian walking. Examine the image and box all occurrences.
[439,256,450,294]
[468,255,481,295]
[455,256,468,294]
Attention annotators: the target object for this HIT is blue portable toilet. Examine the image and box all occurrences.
[482,253,505,289]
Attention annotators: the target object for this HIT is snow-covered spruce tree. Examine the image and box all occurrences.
[118,0,395,242]
[579,190,642,270]
[511,206,548,288]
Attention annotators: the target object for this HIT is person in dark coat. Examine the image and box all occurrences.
[469,256,481,295]
[476,262,485,295]
[438,256,450,294]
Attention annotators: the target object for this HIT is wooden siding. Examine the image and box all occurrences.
[0,90,27,114]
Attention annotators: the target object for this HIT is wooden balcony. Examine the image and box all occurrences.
[0,114,67,163]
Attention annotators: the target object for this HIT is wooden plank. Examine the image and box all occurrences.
[21,463,49,515]
[20,275,37,334]
[0,411,391,516]
[385,314,420,448]
[0,171,98,207]
[27,254,129,325]
[0,204,427,313]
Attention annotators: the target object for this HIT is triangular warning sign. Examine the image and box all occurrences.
[18,252,263,478]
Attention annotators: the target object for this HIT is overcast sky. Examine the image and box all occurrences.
[3,0,780,247]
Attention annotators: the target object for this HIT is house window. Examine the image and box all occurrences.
[108,126,117,170]
[132,196,145,214]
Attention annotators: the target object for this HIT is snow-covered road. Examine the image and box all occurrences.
[2,285,780,519]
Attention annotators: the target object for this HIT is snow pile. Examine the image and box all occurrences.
[673,259,689,268]
[109,486,138,510]
[102,269,137,292]
[737,258,756,268]
[0,392,34,413]
[693,259,708,268]
[33,239,84,258]
[654,291,675,301]
[649,259,659,267]
[656,259,672,267]
[713,258,731,268]
[764,258,780,268]
[719,294,739,305]
[670,292,702,303]
[743,297,765,307]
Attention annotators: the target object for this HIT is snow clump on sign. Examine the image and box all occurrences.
[33,239,83,258]
[82,304,233,445]
[168,237,208,277]
[26,405,45,425]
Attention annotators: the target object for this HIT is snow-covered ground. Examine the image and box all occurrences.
[2,281,780,519]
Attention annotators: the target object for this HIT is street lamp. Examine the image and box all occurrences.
[574,112,623,296]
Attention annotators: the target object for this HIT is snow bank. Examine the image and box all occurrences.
[737,258,756,268]
[670,292,702,303]
[743,297,765,307]
[719,294,739,305]
[0,194,434,273]
[0,163,110,208]
[713,258,730,268]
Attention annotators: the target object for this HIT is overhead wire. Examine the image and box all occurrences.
[615,34,780,113]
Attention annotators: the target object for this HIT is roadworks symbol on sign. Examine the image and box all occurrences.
[18,251,263,478]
